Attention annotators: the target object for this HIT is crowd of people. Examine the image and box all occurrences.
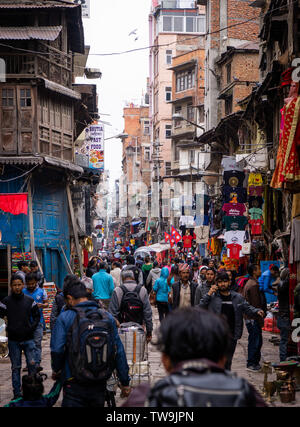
[0,251,298,407]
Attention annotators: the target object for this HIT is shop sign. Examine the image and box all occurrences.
[73,0,90,18]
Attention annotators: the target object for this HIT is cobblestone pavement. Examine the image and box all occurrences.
[0,308,299,407]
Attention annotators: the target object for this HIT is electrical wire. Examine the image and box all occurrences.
[0,1,295,59]
[0,164,40,183]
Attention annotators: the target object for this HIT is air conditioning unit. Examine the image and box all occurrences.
[84,68,102,79]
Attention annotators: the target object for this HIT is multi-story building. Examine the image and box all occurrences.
[149,0,206,238]
[0,0,98,294]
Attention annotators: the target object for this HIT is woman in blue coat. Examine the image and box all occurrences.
[153,267,170,323]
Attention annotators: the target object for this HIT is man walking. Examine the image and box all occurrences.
[29,261,45,288]
[0,274,40,399]
[14,261,30,285]
[50,276,131,407]
[199,272,264,370]
[92,262,115,309]
[242,264,267,371]
[170,264,198,309]
[121,255,143,286]
[109,270,153,343]
[23,272,49,372]
[259,264,280,304]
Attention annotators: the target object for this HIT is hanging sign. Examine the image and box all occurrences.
[85,124,104,171]
[73,0,90,18]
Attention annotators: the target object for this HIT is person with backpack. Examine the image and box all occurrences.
[108,270,153,343]
[122,307,267,407]
[50,277,131,407]
[50,275,79,331]
[120,255,143,286]
[92,262,115,310]
[142,256,153,288]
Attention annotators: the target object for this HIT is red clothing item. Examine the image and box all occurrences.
[227,243,242,260]
[249,219,264,235]
[222,203,246,217]
[183,235,193,249]
[0,193,28,215]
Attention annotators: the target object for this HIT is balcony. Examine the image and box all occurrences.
[160,0,197,8]
[2,43,72,87]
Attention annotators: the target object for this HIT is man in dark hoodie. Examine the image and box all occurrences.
[0,274,40,399]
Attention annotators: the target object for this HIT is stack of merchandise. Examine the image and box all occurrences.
[221,158,248,273]
[247,172,264,237]
[43,282,57,330]
[11,252,33,273]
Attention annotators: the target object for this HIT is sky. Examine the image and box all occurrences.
[76,0,151,189]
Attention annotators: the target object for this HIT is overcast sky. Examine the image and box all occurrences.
[77,0,151,188]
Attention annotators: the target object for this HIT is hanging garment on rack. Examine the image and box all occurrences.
[0,193,28,215]
[289,218,300,264]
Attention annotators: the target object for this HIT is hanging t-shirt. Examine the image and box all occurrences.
[224,230,246,246]
[248,196,264,208]
[248,172,263,187]
[249,207,264,220]
[223,216,248,231]
[223,186,247,203]
[249,219,264,235]
[227,243,242,260]
[221,156,244,172]
[223,171,245,188]
[183,235,194,248]
[248,186,264,197]
[222,203,246,217]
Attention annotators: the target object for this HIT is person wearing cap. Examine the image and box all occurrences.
[169,264,198,310]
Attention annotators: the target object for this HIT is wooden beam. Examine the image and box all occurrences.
[66,183,84,277]
[28,179,36,260]
[59,244,73,275]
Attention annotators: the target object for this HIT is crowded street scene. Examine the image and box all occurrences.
[0,0,300,414]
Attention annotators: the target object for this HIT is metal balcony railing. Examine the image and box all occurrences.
[160,0,197,9]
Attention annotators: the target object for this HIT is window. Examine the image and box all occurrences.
[174,106,182,127]
[1,88,14,106]
[166,49,173,65]
[187,104,194,122]
[199,105,204,123]
[189,150,195,163]
[144,120,150,135]
[160,15,205,34]
[226,62,232,85]
[165,124,172,139]
[165,161,172,175]
[225,95,233,115]
[174,142,180,161]
[186,17,194,33]
[174,16,184,32]
[176,69,195,92]
[165,87,172,102]
[20,89,31,107]
[144,146,151,161]
[163,16,172,31]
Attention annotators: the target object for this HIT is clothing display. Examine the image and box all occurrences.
[248,186,264,197]
[222,203,246,217]
[223,216,248,231]
[194,226,210,244]
[221,156,244,172]
[249,219,264,235]
[271,96,300,189]
[248,173,263,187]
[224,230,246,246]
[248,196,264,208]
[289,218,300,264]
[249,207,264,220]
[223,171,245,188]
[222,186,247,203]
[0,193,28,215]
[182,234,194,249]
[227,243,242,260]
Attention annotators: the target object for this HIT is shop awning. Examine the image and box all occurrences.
[0,26,62,41]
[41,78,82,100]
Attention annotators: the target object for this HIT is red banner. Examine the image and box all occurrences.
[0,193,28,215]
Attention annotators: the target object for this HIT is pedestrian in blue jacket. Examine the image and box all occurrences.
[258,265,279,304]
[153,267,170,322]
[92,262,115,309]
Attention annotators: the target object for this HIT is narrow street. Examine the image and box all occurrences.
[0,308,298,408]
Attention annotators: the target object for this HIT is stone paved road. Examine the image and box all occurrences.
[0,308,299,407]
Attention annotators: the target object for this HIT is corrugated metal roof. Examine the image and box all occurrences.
[42,78,82,100]
[0,26,62,41]
[0,156,43,165]
[0,2,77,9]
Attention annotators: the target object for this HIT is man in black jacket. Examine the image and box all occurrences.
[170,263,198,309]
[273,268,290,361]
[0,274,40,399]
[199,272,264,370]
[122,307,267,407]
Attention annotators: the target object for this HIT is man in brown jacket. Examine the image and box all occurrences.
[242,264,267,372]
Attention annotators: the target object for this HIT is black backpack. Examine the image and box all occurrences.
[119,284,144,325]
[66,307,116,384]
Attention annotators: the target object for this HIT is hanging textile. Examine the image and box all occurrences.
[0,193,28,215]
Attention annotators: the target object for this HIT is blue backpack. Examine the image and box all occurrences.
[67,307,116,384]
